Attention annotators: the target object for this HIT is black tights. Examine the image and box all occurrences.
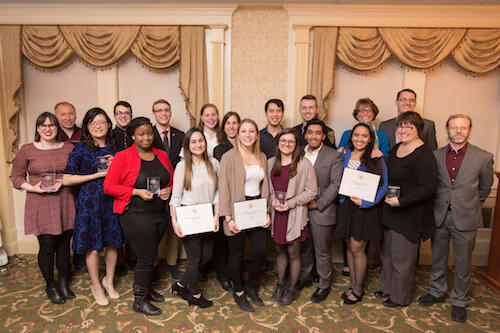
[275,241,301,289]
[37,230,73,288]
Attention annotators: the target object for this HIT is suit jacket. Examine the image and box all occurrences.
[268,157,317,242]
[293,123,336,149]
[433,143,494,231]
[304,145,343,226]
[152,125,185,169]
[380,117,437,150]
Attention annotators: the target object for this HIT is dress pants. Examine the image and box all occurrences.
[429,211,476,307]
[380,228,418,306]
[303,223,333,289]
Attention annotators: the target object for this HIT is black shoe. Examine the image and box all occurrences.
[311,287,330,303]
[343,290,363,305]
[245,286,264,306]
[46,286,66,304]
[373,290,389,299]
[278,288,298,306]
[171,282,188,300]
[133,284,162,316]
[167,265,182,281]
[271,283,287,303]
[297,280,312,291]
[382,298,401,308]
[219,279,233,292]
[341,266,350,277]
[115,263,128,277]
[57,277,76,300]
[188,293,213,308]
[451,305,467,322]
[233,292,255,312]
[148,289,165,303]
[418,293,446,306]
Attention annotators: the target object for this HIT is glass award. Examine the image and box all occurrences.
[386,185,400,199]
[41,173,56,191]
[147,177,161,195]
[275,191,286,208]
[96,156,109,172]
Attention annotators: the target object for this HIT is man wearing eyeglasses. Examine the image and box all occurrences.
[54,102,81,142]
[380,89,437,150]
[112,101,134,151]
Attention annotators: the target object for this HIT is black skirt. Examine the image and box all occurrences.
[335,199,382,241]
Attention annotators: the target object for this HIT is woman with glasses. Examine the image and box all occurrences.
[63,107,124,307]
[268,128,317,306]
[376,111,438,307]
[10,112,76,304]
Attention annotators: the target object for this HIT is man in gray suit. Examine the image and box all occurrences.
[379,89,437,150]
[418,114,493,322]
[300,119,343,303]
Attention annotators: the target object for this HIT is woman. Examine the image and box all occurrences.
[170,128,220,308]
[335,123,388,304]
[213,111,240,161]
[103,117,173,316]
[219,119,271,313]
[376,111,437,307]
[268,128,317,306]
[63,108,123,307]
[10,112,76,304]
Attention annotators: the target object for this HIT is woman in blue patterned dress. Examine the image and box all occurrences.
[63,107,124,306]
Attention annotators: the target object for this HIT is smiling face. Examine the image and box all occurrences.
[37,117,58,142]
[224,115,239,140]
[132,124,154,151]
[189,131,207,157]
[395,91,417,115]
[55,104,76,130]
[299,98,319,122]
[152,102,171,127]
[238,121,258,149]
[447,117,471,146]
[114,105,132,129]
[278,133,296,156]
[304,124,325,150]
[87,114,110,140]
[266,102,283,127]
[351,125,371,152]
[396,122,419,143]
[200,106,219,131]
[356,103,375,123]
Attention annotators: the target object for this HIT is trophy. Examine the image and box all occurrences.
[41,173,56,191]
[147,177,161,195]
[386,186,400,199]
[96,156,109,172]
[275,191,286,208]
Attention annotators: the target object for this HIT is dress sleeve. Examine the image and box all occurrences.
[9,145,29,189]
[64,142,83,175]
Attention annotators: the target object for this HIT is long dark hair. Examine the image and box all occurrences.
[182,128,217,191]
[221,111,241,144]
[347,123,381,175]
[80,107,115,152]
[272,128,301,178]
[34,112,61,142]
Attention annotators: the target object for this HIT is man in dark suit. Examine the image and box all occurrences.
[112,100,133,151]
[299,119,342,302]
[418,114,493,322]
[292,95,336,149]
[379,89,437,150]
[151,98,185,280]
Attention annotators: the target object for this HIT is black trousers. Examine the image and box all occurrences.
[119,210,167,287]
[213,217,230,281]
[37,229,73,287]
[180,233,213,294]
[227,227,269,292]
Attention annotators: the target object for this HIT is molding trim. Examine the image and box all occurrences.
[285,4,500,28]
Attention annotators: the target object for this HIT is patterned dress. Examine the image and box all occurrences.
[64,142,124,254]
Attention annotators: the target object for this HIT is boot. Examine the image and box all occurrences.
[148,288,165,303]
[57,276,76,300]
[133,284,162,316]
[46,284,66,304]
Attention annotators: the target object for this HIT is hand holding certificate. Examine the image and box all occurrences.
[338,168,381,203]
[233,198,268,231]
[175,203,215,236]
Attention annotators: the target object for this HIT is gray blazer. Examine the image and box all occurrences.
[433,143,494,231]
[306,145,343,226]
[380,117,437,150]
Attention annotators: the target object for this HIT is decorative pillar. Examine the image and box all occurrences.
[209,24,227,118]
[293,25,312,125]
[403,69,426,116]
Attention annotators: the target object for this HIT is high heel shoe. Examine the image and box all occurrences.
[91,285,109,306]
[343,289,363,305]
[102,277,120,300]
[188,293,213,308]
[171,282,188,300]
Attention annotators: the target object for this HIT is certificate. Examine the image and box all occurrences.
[175,203,214,236]
[338,168,381,203]
[233,198,267,230]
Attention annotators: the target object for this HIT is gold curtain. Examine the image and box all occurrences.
[453,29,500,73]
[131,26,180,69]
[22,26,73,68]
[0,26,22,162]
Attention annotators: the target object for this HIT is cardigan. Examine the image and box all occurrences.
[103,145,174,214]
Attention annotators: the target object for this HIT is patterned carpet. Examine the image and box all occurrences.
[0,254,499,332]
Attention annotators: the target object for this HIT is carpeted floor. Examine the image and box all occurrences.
[0,254,499,332]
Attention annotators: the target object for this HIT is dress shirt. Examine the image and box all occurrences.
[446,142,468,184]
[304,144,322,166]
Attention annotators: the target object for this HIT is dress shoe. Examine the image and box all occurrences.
[373,290,389,299]
[382,298,401,308]
[219,279,233,291]
[271,283,287,303]
[115,263,128,277]
[418,293,446,306]
[167,265,182,281]
[278,288,298,306]
[343,290,363,305]
[171,281,189,300]
[311,287,330,303]
[297,280,312,291]
[341,266,350,277]
[58,277,76,300]
[90,285,109,306]
[188,293,213,308]
[451,305,467,322]
[233,292,255,312]
[245,286,264,306]
[102,277,120,299]
[148,289,165,303]
[46,286,66,304]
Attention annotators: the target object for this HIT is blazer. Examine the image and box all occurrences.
[304,145,343,226]
[433,143,493,231]
[103,145,174,214]
[379,117,437,150]
[152,125,185,169]
[219,147,269,236]
[268,157,317,242]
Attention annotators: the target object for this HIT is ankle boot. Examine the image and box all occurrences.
[188,293,213,308]
[148,288,165,303]
[58,276,76,300]
[133,284,162,316]
[46,284,66,304]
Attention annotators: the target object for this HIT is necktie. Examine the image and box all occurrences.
[122,130,128,149]
[163,130,170,150]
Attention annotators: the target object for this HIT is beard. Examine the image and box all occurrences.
[448,134,468,145]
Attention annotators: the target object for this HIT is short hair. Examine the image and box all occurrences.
[396,88,417,100]
[221,111,241,143]
[54,101,75,113]
[304,118,327,135]
[265,99,284,113]
[152,99,171,112]
[396,111,424,138]
[300,95,318,107]
[114,101,132,115]
[34,112,61,142]
[127,117,153,138]
[446,114,472,128]
[352,98,379,120]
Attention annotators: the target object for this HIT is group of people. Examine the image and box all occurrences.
[10,89,493,323]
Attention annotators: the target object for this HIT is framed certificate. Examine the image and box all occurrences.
[175,203,214,236]
[338,168,381,203]
[233,198,267,230]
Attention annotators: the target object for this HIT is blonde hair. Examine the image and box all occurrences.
[236,118,266,167]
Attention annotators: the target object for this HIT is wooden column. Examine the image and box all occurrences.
[485,171,500,295]
[209,24,227,118]
[293,25,312,125]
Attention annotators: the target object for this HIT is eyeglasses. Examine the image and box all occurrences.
[397,125,416,131]
[38,124,57,130]
[398,98,416,103]
[115,111,131,117]
[88,120,108,128]
[279,139,296,145]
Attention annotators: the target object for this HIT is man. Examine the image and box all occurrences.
[151,99,185,280]
[418,114,493,322]
[54,102,81,142]
[260,99,284,159]
[379,89,437,150]
[293,95,336,149]
[299,119,342,302]
[112,101,133,151]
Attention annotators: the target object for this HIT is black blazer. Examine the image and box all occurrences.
[152,125,185,169]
